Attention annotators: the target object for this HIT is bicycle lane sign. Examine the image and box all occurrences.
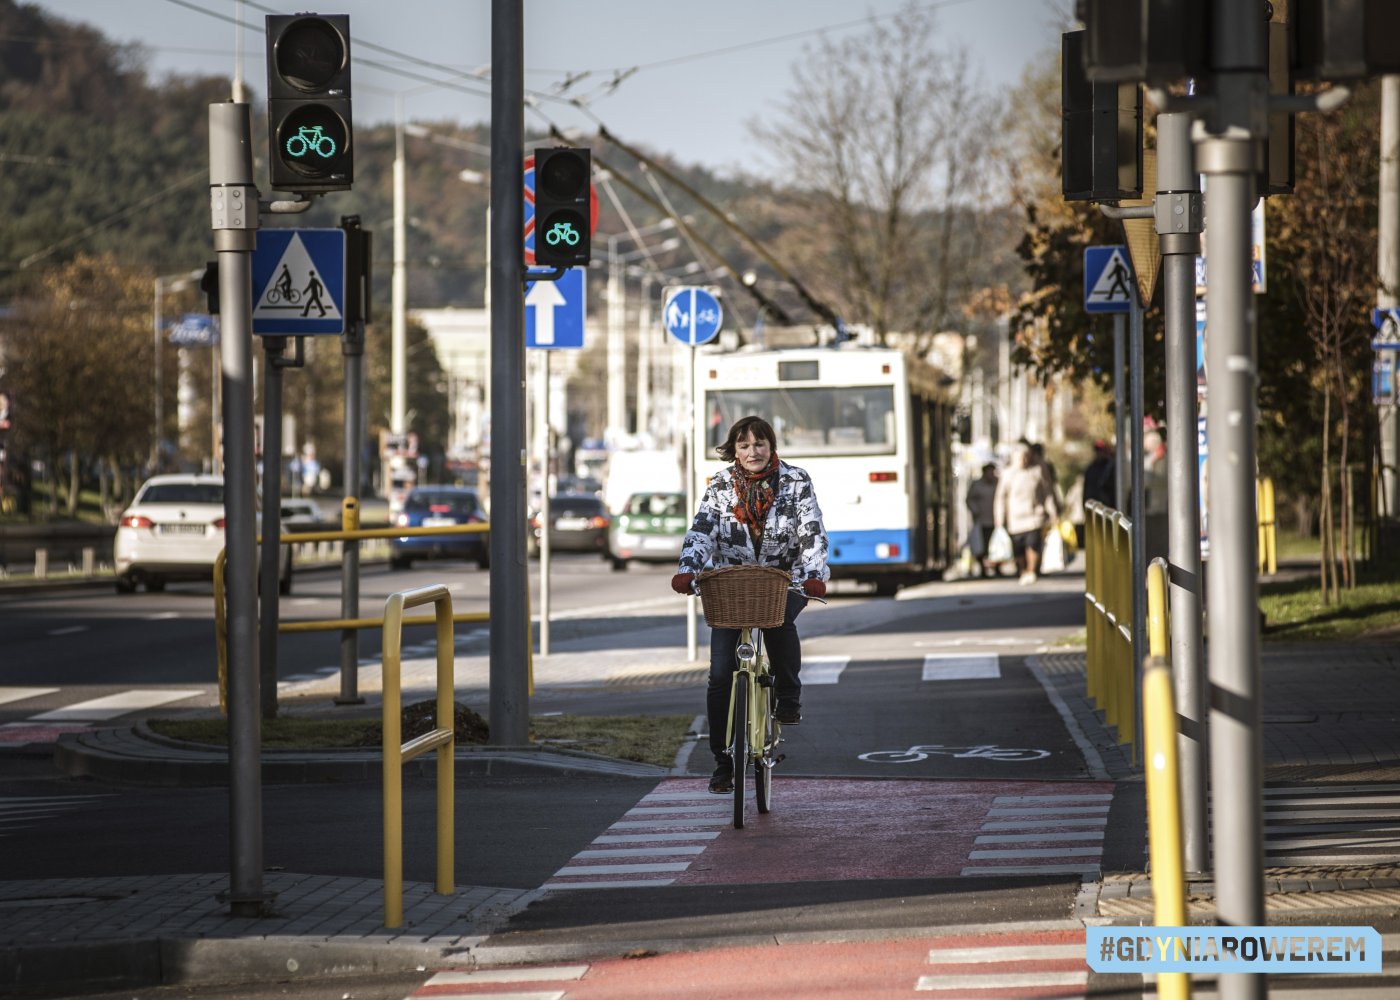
[252,228,346,336]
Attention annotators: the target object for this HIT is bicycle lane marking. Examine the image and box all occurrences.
[673,777,1114,885]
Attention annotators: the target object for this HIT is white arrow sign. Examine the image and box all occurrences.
[525,278,567,346]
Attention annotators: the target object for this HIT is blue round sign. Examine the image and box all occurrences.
[663,287,723,346]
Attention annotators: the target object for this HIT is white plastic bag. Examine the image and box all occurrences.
[987,526,1013,564]
[1041,525,1066,574]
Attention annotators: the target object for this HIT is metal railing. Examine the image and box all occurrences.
[381,583,456,929]
[1084,500,1136,759]
[1143,557,1190,999]
[213,522,490,709]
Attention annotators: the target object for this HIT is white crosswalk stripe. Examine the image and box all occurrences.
[917,929,1087,995]
[28,689,201,722]
[922,654,1000,681]
[962,794,1111,877]
[0,794,113,837]
[1261,783,1400,866]
[542,784,721,890]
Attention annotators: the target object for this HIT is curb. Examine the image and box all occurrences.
[52,728,671,787]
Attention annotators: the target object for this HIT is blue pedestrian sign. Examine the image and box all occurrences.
[526,266,586,349]
[1084,246,1133,314]
[663,286,723,346]
[252,228,346,336]
[1371,307,1400,350]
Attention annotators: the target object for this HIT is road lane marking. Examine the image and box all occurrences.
[29,689,201,721]
[0,688,58,707]
[46,626,88,636]
[921,654,999,681]
[802,655,849,684]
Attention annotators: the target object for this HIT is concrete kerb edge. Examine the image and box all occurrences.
[0,935,470,995]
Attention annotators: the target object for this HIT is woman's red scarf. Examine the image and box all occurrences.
[732,454,779,544]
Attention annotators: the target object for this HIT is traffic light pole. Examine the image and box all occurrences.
[1156,112,1207,875]
[1198,5,1268,992]
[489,0,530,746]
[209,100,271,916]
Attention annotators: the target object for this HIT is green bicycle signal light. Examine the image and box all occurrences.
[533,147,591,267]
[265,14,353,193]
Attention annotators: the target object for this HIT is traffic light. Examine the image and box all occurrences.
[1062,30,1143,202]
[1075,0,1206,84]
[265,14,353,193]
[533,147,591,267]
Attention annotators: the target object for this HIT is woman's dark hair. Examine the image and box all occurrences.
[715,415,776,463]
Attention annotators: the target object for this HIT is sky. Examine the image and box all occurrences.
[41,0,1067,176]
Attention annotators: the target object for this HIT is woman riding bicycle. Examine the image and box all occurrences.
[670,415,830,794]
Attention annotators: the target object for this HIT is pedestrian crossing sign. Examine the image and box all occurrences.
[251,228,346,336]
[1084,245,1134,314]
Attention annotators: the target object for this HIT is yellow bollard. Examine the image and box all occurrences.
[1143,658,1191,1000]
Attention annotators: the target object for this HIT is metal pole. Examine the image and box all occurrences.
[1379,77,1399,525]
[637,274,653,440]
[1199,3,1267,992]
[391,96,408,435]
[686,345,698,660]
[258,337,286,720]
[1129,292,1146,747]
[489,0,529,745]
[1113,313,1127,510]
[340,318,365,705]
[607,237,626,441]
[153,280,164,473]
[537,350,550,656]
[1157,111,1208,873]
[208,100,269,915]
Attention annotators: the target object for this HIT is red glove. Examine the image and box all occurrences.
[802,579,827,598]
[671,573,695,595]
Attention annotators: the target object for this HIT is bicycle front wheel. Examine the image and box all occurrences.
[730,676,748,829]
[755,683,774,814]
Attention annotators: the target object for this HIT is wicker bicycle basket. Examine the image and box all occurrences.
[695,564,792,629]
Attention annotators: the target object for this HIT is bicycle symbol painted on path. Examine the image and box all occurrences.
[285,125,337,160]
[545,221,580,247]
[858,744,1051,763]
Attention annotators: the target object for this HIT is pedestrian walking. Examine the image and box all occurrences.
[965,462,1000,577]
[994,444,1059,585]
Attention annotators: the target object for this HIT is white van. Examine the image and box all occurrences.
[602,449,684,515]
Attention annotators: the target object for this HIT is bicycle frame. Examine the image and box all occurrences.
[724,626,773,768]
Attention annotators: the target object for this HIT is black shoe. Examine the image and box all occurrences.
[775,701,802,726]
[708,763,734,794]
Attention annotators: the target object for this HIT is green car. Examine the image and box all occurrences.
[607,491,689,571]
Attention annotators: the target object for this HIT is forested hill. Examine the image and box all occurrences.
[0,0,1023,318]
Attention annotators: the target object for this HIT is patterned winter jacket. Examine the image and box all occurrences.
[677,461,830,585]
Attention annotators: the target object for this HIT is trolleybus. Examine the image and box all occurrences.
[692,344,957,594]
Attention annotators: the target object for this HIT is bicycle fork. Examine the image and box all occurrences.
[724,631,783,767]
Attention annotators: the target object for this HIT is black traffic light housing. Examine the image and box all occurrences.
[265,14,353,193]
[1062,30,1143,202]
[533,147,591,267]
[1075,0,1207,84]
[1293,0,1400,80]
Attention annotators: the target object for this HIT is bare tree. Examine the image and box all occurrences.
[750,2,997,348]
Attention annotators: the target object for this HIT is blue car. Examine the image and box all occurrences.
[390,486,489,570]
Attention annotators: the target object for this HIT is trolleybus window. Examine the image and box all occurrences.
[705,386,896,456]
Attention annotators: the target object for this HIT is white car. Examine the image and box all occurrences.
[113,474,290,594]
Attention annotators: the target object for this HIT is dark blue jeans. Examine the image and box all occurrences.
[707,589,807,761]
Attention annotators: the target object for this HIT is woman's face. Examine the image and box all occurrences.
[734,430,771,473]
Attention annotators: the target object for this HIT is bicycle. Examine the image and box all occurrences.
[695,565,824,829]
[858,743,1051,763]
